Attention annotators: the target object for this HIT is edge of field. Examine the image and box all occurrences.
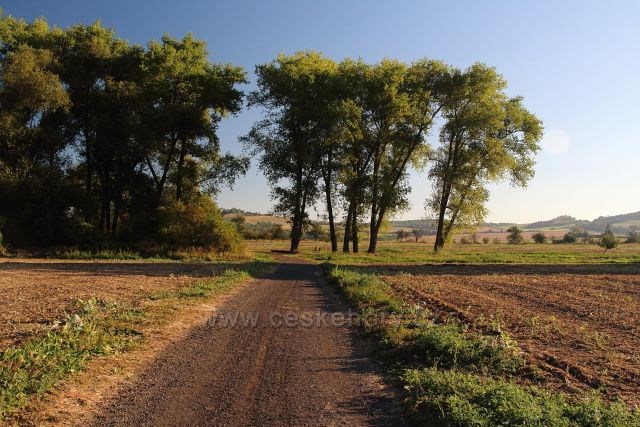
[0,256,275,426]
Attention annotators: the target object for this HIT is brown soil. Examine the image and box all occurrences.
[383,264,640,406]
[0,259,217,350]
[87,257,405,426]
[1,257,406,426]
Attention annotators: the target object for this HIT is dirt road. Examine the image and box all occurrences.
[89,257,406,426]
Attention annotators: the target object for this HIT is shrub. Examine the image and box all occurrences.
[563,232,577,243]
[482,237,490,244]
[158,195,243,253]
[507,226,524,244]
[459,236,471,245]
[598,232,619,252]
[626,231,640,244]
[493,237,501,244]
[531,232,547,244]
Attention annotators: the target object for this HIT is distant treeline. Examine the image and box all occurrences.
[0,15,247,251]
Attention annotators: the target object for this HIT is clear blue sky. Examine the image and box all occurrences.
[3,0,639,222]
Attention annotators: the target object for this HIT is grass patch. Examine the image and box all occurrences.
[287,241,640,265]
[0,258,273,420]
[324,264,640,426]
[403,368,640,427]
[326,266,403,313]
[385,321,524,375]
[0,299,143,419]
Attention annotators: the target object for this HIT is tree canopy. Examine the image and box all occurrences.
[0,14,247,250]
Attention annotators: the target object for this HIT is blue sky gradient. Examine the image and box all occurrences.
[2,0,639,222]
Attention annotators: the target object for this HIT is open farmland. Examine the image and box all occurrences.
[253,240,640,265]
[0,259,220,351]
[381,264,640,406]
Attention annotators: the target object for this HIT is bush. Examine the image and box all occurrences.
[563,232,578,243]
[626,231,640,244]
[598,232,619,252]
[482,237,490,244]
[507,226,524,244]
[459,236,471,245]
[532,232,547,244]
[158,195,243,253]
[493,237,501,244]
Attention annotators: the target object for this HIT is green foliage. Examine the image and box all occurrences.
[403,368,640,427]
[324,262,640,426]
[627,231,640,243]
[563,232,578,244]
[598,231,619,251]
[388,322,524,375]
[305,222,328,241]
[0,299,141,419]
[532,232,547,244]
[507,226,524,244]
[158,195,242,253]
[327,266,403,314]
[0,15,247,248]
[429,64,542,251]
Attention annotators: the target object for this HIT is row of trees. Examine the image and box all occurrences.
[244,52,543,253]
[0,15,247,249]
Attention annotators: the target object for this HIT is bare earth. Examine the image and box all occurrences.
[85,257,406,426]
[0,259,215,351]
[382,263,640,406]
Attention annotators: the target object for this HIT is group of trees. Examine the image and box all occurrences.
[0,15,247,250]
[244,52,543,253]
[1,15,544,254]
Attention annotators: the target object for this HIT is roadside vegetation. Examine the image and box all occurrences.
[326,266,640,426]
[0,258,273,420]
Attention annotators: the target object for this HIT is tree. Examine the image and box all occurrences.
[598,230,619,251]
[563,232,577,243]
[428,64,542,251]
[532,232,547,244]
[411,228,422,243]
[243,52,336,252]
[142,35,248,206]
[0,21,72,245]
[507,226,524,244]
[626,231,640,243]
[306,222,326,241]
[0,15,247,251]
[229,215,245,232]
[396,229,407,241]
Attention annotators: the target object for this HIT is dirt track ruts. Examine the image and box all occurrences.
[89,257,406,426]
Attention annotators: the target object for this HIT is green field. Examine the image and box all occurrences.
[251,240,640,265]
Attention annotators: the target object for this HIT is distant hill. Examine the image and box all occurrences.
[390,211,640,235]
[523,212,640,234]
[224,208,640,235]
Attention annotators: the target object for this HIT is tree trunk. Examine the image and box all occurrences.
[351,206,359,253]
[434,182,451,252]
[323,175,338,252]
[367,207,386,253]
[343,199,354,253]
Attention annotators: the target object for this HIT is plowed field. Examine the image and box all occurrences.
[383,264,640,406]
